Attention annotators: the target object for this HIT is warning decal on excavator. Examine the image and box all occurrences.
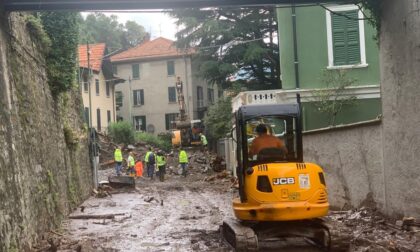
[272,177,295,185]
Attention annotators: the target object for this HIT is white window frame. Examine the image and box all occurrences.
[326,4,367,69]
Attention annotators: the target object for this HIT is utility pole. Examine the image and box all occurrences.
[87,41,98,189]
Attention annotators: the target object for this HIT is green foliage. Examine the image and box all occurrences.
[356,0,382,36]
[63,125,79,149]
[135,132,172,152]
[25,15,51,51]
[170,8,279,90]
[203,97,232,140]
[40,12,79,97]
[313,70,358,126]
[108,121,135,145]
[78,13,149,50]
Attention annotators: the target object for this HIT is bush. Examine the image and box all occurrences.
[108,121,135,145]
[135,132,172,152]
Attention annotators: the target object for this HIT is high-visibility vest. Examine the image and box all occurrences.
[128,155,135,167]
[144,151,152,163]
[156,155,166,166]
[114,149,123,162]
[179,150,188,163]
[201,134,208,145]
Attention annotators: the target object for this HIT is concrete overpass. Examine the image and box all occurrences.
[3,0,351,11]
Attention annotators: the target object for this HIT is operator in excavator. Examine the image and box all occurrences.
[248,123,287,159]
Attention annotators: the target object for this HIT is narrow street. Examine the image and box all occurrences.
[33,157,419,252]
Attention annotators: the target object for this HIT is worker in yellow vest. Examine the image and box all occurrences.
[179,148,188,177]
[144,147,153,178]
[200,133,208,152]
[156,151,166,182]
[127,152,135,176]
[114,146,123,176]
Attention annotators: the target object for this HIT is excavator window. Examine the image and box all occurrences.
[245,116,298,164]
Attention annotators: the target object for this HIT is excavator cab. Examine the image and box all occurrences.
[222,103,330,251]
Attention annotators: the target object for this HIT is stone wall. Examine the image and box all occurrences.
[0,12,92,251]
[303,121,385,211]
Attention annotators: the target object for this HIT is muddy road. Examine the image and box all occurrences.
[36,164,419,252]
[64,175,234,252]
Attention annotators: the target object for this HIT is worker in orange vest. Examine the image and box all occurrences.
[135,159,143,177]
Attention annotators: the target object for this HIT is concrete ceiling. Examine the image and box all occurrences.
[3,0,352,11]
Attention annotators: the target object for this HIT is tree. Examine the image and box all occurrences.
[313,70,358,126]
[40,12,79,97]
[123,20,148,47]
[78,13,148,50]
[203,97,233,140]
[169,8,279,90]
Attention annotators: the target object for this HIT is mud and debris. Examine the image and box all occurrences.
[33,144,420,252]
[34,163,420,252]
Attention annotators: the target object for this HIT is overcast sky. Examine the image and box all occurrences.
[83,11,178,41]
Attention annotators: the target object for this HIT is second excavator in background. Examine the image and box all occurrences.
[171,77,204,147]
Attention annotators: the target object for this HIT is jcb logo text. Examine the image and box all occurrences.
[273,177,295,185]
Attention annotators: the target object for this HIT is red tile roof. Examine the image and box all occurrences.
[78,43,106,72]
[110,37,193,62]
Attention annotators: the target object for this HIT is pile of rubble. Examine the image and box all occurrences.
[328,207,420,251]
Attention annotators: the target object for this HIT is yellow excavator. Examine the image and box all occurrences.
[222,97,330,251]
[171,77,203,147]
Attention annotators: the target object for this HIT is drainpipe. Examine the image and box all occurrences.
[292,3,300,89]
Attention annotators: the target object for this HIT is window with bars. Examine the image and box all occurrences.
[331,10,361,66]
[133,116,146,131]
[167,61,175,76]
[165,113,178,130]
[133,89,144,106]
[132,64,140,79]
[168,87,176,103]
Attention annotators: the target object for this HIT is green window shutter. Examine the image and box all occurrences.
[132,64,140,79]
[332,10,360,66]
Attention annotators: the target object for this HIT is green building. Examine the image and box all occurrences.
[277,4,381,130]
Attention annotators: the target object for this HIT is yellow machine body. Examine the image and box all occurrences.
[223,103,331,250]
[171,130,181,146]
[233,162,328,221]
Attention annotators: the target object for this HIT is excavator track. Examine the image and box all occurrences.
[222,218,259,251]
[222,218,331,251]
